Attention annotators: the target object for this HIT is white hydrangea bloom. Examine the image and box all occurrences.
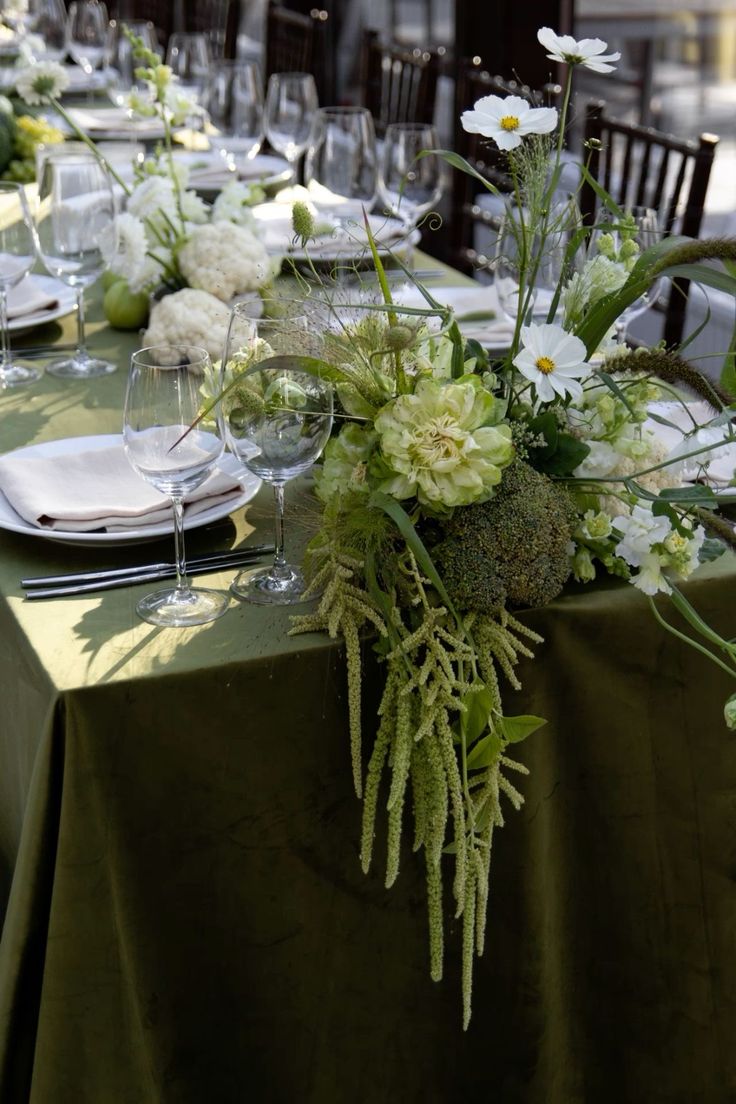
[212,182,259,230]
[180,190,209,225]
[127,175,178,227]
[104,212,148,283]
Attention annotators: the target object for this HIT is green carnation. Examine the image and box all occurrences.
[374,379,513,510]
[316,423,377,503]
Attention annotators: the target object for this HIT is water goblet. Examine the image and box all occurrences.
[378,122,443,230]
[35,151,117,378]
[66,0,108,77]
[219,306,333,605]
[304,106,377,229]
[603,206,662,345]
[105,18,158,108]
[264,72,318,171]
[0,182,39,388]
[123,344,230,627]
[208,60,264,167]
[494,204,570,327]
[27,0,66,61]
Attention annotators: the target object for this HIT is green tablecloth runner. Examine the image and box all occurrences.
[0,266,735,1103]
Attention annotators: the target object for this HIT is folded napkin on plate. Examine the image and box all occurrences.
[6,277,58,320]
[0,443,243,532]
[395,283,515,347]
[66,107,163,136]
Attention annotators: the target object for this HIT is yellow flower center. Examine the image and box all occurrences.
[500,114,520,132]
[536,356,556,375]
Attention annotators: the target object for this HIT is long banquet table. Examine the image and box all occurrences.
[0,264,735,1104]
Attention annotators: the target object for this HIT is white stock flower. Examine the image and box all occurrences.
[612,505,671,568]
[164,85,204,126]
[513,323,590,402]
[460,94,557,151]
[127,175,178,227]
[537,27,621,72]
[632,551,671,596]
[105,212,147,283]
[15,61,69,104]
[212,182,259,229]
[180,189,209,224]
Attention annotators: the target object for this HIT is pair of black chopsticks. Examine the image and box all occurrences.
[22,545,273,600]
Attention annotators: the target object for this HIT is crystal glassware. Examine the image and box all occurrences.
[605,206,663,345]
[208,60,264,167]
[23,0,66,61]
[219,305,333,605]
[105,18,158,108]
[123,344,230,627]
[378,122,442,229]
[264,71,318,170]
[0,183,39,389]
[494,203,571,327]
[304,106,377,228]
[66,0,108,76]
[165,31,210,108]
[35,151,117,378]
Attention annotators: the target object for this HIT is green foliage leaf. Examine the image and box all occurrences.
[498,714,547,743]
[526,412,590,475]
[657,484,719,507]
[460,682,494,746]
[466,731,504,770]
[700,537,726,563]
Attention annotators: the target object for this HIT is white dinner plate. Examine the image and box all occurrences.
[8,276,77,335]
[252,207,420,263]
[63,106,167,142]
[174,151,293,195]
[0,435,261,546]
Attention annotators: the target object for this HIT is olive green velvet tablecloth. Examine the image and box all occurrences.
[0,276,735,1104]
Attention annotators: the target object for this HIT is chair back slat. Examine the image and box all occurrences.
[581,99,719,346]
[111,0,240,57]
[359,30,440,138]
[265,2,333,103]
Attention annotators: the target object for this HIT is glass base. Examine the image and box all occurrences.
[0,361,40,388]
[136,585,230,627]
[230,563,310,605]
[46,354,117,379]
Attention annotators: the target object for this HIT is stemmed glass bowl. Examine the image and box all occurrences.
[123,344,230,628]
[304,106,378,229]
[378,122,443,230]
[0,182,39,388]
[264,72,318,172]
[219,305,333,605]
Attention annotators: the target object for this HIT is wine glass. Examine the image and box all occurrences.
[494,204,569,326]
[304,106,377,228]
[208,61,264,167]
[165,31,210,107]
[35,151,117,379]
[264,72,318,171]
[25,0,66,61]
[123,344,230,627]
[105,19,158,108]
[219,305,333,605]
[66,0,108,77]
[0,183,39,389]
[599,206,662,345]
[378,123,443,229]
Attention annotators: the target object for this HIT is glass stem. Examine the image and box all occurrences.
[0,286,9,374]
[272,482,288,579]
[75,286,88,360]
[172,496,189,594]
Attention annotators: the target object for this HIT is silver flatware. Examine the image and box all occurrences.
[22,544,273,596]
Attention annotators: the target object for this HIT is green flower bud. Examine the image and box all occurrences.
[725,693,736,730]
[596,232,616,259]
[620,238,640,260]
[386,322,417,351]
[572,547,596,583]
[291,201,315,245]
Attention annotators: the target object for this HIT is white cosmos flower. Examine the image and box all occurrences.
[15,61,69,105]
[460,94,558,151]
[513,323,590,402]
[537,27,621,73]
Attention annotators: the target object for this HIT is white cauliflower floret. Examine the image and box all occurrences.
[143,288,231,362]
[177,222,271,302]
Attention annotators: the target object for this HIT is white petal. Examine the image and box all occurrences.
[576,37,610,55]
[492,130,523,151]
[535,375,556,402]
[519,107,558,134]
[536,27,561,51]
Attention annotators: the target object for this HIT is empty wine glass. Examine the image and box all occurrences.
[66,0,108,76]
[25,0,66,61]
[495,203,570,327]
[0,183,38,389]
[208,61,264,167]
[596,206,662,345]
[35,151,117,378]
[105,19,158,108]
[219,305,333,605]
[378,123,442,229]
[123,344,230,627]
[166,31,210,107]
[264,72,318,170]
[304,106,377,228]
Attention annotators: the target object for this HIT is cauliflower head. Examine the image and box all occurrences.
[143,288,231,362]
[177,222,271,302]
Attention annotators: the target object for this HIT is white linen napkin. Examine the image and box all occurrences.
[5,276,59,320]
[0,442,243,532]
[394,283,516,348]
[65,106,164,138]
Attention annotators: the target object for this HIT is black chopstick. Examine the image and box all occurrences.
[22,544,273,589]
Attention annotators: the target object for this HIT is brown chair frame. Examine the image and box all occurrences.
[580,99,719,346]
[358,29,440,138]
[264,2,333,105]
[110,1,240,58]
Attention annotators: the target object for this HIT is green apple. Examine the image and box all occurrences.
[103,280,149,330]
[101,270,122,292]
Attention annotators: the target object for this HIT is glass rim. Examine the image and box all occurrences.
[316,105,373,117]
[131,343,211,367]
[267,71,316,83]
[384,121,437,133]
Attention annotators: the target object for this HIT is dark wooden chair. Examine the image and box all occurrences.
[264,1,333,104]
[580,99,719,346]
[451,60,561,272]
[358,30,440,138]
[109,0,240,59]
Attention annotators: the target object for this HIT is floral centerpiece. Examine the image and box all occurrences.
[207,27,736,1027]
[14,35,280,357]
